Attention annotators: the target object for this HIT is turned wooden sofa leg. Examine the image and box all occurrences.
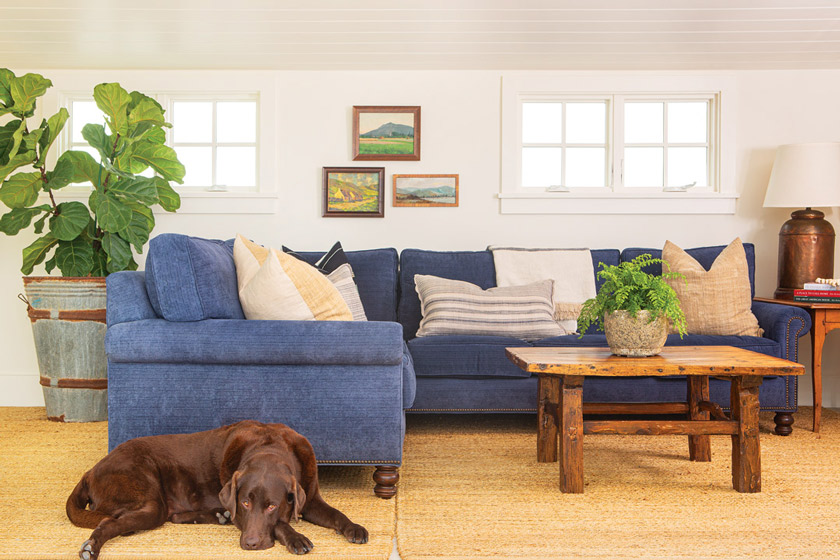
[774,412,794,436]
[373,466,399,499]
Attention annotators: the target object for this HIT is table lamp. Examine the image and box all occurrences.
[763,143,840,299]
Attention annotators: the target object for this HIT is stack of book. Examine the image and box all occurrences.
[794,282,840,303]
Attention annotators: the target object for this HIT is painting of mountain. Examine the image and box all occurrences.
[393,174,459,207]
[353,106,421,161]
[323,168,384,217]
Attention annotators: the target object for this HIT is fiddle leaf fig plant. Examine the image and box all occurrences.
[0,69,184,277]
[577,253,688,337]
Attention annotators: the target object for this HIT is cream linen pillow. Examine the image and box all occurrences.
[662,238,762,336]
[233,234,352,321]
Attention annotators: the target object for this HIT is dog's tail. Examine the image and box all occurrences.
[66,473,108,528]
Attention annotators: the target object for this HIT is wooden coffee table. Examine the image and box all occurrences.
[506,346,804,494]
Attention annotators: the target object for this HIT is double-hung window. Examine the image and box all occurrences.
[501,74,736,214]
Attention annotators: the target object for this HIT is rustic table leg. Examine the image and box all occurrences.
[687,375,711,462]
[810,309,824,433]
[538,374,560,463]
[730,375,763,493]
[559,375,585,493]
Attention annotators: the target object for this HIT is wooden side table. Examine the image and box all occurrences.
[755,296,840,433]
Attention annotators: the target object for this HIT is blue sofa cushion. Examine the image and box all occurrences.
[408,334,534,379]
[621,242,756,298]
[145,234,244,322]
[399,248,621,340]
[288,248,399,322]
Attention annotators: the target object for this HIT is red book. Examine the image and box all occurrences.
[794,289,840,298]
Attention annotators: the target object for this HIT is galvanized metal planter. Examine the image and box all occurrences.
[22,276,107,422]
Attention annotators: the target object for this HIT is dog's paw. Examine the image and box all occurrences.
[78,539,97,560]
[285,533,313,555]
[216,511,231,525]
[341,523,369,544]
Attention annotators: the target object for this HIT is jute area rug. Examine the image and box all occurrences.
[397,407,840,560]
[0,408,394,560]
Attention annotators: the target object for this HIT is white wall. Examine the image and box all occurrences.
[2,69,839,409]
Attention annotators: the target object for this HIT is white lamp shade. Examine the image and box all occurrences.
[763,142,840,208]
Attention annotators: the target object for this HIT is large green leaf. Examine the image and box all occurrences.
[93,83,131,136]
[154,177,181,212]
[128,97,166,129]
[102,231,132,272]
[94,192,132,232]
[10,73,52,116]
[0,152,35,184]
[120,204,154,252]
[0,172,42,209]
[9,118,27,162]
[50,150,102,189]
[21,234,58,275]
[0,119,22,165]
[21,128,44,158]
[49,201,91,241]
[55,238,95,277]
[0,68,14,107]
[0,206,45,235]
[131,142,185,183]
[34,108,69,167]
[109,177,158,205]
[89,249,108,277]
[82,123,113,161]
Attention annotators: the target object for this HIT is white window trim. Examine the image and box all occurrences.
[36,71,278,214]
[500,72,737,215]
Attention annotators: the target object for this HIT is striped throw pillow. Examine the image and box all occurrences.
[327,263,368,321]
[414,274,564,341]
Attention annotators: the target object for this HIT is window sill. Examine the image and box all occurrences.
[43,190,279,215]
[497,192,738,215]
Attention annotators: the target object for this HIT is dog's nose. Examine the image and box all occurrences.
[242,535,262,550]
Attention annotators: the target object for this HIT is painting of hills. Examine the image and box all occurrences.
[354,107,420,160]
[325,169,383,216]
[394,175,459,207]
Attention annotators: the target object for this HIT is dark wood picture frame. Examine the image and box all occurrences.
[352,105,421,161]
[393,174,459,207]
[322,167,385,218]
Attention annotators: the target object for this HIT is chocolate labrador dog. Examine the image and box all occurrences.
[66,420,367,558]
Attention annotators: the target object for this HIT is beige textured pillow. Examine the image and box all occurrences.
[662,238,762,336]
[233,235,352,321]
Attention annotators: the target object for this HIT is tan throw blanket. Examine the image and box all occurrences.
[490,247,596,334]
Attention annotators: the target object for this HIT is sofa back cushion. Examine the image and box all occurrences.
[620,242,756,298]
[291,248,399,322]
[146,234,245,321]
[398,249,620,340]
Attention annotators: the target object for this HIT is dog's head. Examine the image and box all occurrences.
[219,454,306,551]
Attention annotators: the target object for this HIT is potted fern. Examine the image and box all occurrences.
[577,254,687,357]
[0,70,184,421]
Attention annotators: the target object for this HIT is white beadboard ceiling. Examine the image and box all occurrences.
[3,0,840,70]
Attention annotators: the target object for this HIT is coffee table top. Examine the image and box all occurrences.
[506,346,804,378]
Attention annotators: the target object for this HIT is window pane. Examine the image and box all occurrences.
[217,147,256,187]
[176,146,212,187]
[522,103,562,144]
[625,103,663,144]
[217,101,257,143]
[565,103,605,144]
[522,147,562,187]
[668,102,707,143]
[173,102,212,143]
[624,147,663,187]
[565,148,605,187]
[71,101,103,144]
[668,147,707,187]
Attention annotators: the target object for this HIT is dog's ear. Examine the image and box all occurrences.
[219,470,241,521]
[288,479,306,522]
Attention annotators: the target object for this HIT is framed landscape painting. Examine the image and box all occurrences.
[353,106,421,161]
[323,167,385,217]
[393,174,459,207]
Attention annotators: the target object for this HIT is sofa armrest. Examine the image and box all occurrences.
[105,318,405,366]
[752,300,811,361]
[106,271,158,325]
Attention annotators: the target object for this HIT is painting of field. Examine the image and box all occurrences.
[323,168,384,217]
[393,174,459,207]
[353,106,420,161]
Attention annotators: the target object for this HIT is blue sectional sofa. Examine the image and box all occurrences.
[105,235,811,497]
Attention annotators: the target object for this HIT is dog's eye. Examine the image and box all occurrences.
[286,493,295,504]
[266,504,277,512]
[241,500,251,509]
